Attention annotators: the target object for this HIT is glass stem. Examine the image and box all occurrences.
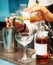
[22,46,27,60]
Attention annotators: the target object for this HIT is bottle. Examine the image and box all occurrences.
[28,0,41,23]
[30,12,43,23]
[34,22,50,64]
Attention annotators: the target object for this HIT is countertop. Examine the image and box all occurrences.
[0,30,53,65]
[0,47,53,65]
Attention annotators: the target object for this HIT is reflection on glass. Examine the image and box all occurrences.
[15,32,33,63]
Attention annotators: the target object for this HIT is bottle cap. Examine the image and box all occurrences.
[38,31,48,38]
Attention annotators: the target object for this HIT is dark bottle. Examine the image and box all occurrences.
[34,22,50,64]
[36,36,50,64]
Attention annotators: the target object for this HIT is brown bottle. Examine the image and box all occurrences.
[34,28,50,64]
[30,12,43,23]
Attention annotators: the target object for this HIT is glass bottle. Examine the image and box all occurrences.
[34,22,50,64]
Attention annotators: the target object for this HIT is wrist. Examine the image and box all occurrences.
[41,6,53,22]
[20,23,26,32]
[41,6,49,14]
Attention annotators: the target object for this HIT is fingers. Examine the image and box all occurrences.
[23,4,36,12]
[23,3,41,13]
[29,6,41,13]
[5,17,11,27]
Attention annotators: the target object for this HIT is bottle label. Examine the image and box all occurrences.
[34,43,47,55]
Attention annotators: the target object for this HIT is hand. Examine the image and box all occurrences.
[14,20,29,32]
[5,17,11,27]
[23,3,53,22]
[23,4,45,22]
[14,20,25,32]
[24,4,41,13]
[6,17,29,32]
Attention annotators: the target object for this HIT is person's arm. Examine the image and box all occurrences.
[14,20,37,34]
[6,18,29,32]
[14,20,29,32]
[40,6,53,22]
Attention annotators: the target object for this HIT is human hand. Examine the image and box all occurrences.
[14,20,25,32]
[5,17,11,27]
[14,19,29,32]
[23,4,41,13]
[23,4,45,22]
[5,17,24,32]
[23,3,52,22]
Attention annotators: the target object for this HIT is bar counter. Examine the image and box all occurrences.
[0,47,53,65]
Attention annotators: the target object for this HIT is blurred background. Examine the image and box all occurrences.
[0,0,28,29]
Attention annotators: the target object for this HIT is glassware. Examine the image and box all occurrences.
[2,27,15,52]
[34,22,50,64]
[30,12,43,23]
[15,32,33,63]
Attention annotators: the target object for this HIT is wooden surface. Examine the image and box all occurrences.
[0,47,53,65]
